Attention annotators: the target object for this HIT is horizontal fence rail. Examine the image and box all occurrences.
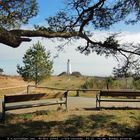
[27,85,140,96]
[27,85,101,95]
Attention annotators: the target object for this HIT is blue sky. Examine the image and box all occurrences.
[29,0,140,33]
[29,0,64,25]
[0,0,140,76]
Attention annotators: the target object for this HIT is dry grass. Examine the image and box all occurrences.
[0,109,140,137]
[0,75,27,88]
[40,75,87,89]
[32,75,97,97]
[0,87,27,98]
[0,75,28,98]
[1,75,140,137]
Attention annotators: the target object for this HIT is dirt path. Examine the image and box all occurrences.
[0,85,27,90]
[1,97,140,115]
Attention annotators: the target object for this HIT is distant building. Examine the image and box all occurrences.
[67,59,72,74]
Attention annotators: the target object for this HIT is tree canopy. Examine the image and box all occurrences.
[0,68,3,74]
[112,53,140,78]
[17,41,53,85]
[0,0,140,58]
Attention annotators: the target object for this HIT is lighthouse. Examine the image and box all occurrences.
[67,59,72,74]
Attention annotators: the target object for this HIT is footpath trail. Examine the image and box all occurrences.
[1,96,140,116]
[0,85,27,90]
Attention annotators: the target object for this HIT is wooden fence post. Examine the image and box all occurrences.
[64,91,68,111]
[76,90,80,96]
[27,85,29,94]
[2,95,5,122]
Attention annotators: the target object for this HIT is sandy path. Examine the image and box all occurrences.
[0,85,27,90]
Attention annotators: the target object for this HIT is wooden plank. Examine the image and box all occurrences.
[100,90,140,97]
[5,92,65,103]
[100,99,140,102]
[5,101,66,111]
[5,93,47,103]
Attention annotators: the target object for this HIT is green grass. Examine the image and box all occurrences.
[19,113,33,120]
[40,76,87,89]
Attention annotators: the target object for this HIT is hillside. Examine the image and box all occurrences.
[40,75,87,89]
[0,74,135,97]
[0,75,28,97]
[0,75,27,88]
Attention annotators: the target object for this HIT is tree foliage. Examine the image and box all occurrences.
[105,76,114,89]
[0,0,38,29]
[17,41,53,84]
[113,63,132,78]
[0,0,140,58]
[0,68,4,74]
[112,53,140,78]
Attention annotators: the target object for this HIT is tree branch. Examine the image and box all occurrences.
[10,29,79,38]
[1,28,140,58]
[0,28,79,47]
[78,32,140,56]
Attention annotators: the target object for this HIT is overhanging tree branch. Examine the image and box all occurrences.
[1,0,140,59]
[78,32,140,56]
[1,27,140,58]
[0,28,79,47]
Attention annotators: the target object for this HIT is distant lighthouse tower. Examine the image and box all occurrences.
[67,59,72,74]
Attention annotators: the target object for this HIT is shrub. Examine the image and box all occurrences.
[71,72,82,77]
[132,78,140,89]
[81,79,94,89]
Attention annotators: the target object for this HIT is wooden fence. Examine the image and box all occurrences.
[27,85,101,96]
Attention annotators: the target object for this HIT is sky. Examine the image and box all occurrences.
[0,0,140,76]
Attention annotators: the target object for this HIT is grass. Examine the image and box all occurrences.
[0,75,136,98]
[0,75,27,88]
[34,76,135,98]
[0,109,140,137]
[19,114,33,120]
[67,91,97,97]
[0,75,140,137]
[0,75,28,98]
[40,75,87,89]
[0,87,27,98]
[30,76,99,98]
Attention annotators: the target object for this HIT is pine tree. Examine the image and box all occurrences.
[17,41,53,85]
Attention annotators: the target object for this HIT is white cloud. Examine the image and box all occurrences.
[118,32,140,44]
[0,31,140,76]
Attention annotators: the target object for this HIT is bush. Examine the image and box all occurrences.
[105,76,114,89]
[58,72,67,76]
[132,79,140,89]
[81,79,94,89]
[81,78,113,90]
[71,72,82,77]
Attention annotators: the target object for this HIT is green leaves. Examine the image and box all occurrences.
[17,41,53,84]
[0,0,38,29]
